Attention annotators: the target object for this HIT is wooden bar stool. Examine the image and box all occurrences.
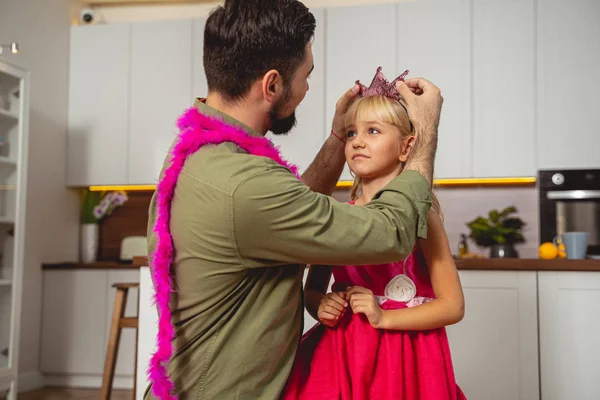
[101,283,140,400]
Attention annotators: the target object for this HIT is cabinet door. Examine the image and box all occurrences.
[325,4,397,181]
[472,0,535,177]
[193,18,208,99]
[128,20,193,185]
[0,285,11,371]
[446,270,539,400]
[397,0,472,179]
[538,271,600,400]
[41,270,108,374]
[268,9,326,175]
[68,24,130,186]
[537,0,600,169]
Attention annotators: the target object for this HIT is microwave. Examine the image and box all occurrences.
[538,169,600,257]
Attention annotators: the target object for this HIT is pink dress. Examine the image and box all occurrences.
[282,246,467,400]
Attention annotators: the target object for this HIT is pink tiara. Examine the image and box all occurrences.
[356,67,409,101]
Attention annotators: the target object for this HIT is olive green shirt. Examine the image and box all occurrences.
[144,100,432,399]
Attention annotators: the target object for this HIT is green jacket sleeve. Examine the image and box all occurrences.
[233,164,431,267]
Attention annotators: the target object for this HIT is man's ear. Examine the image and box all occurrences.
[261,69,284,104]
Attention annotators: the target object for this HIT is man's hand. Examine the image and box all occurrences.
[331,84,360,139]
[396,78,443,186]
[346,286,385,329]
[317,291,348,328]
[396,78,443,131]
[300,84,359,195]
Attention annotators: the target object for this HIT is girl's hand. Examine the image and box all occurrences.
[318,292,348,328]
[347,286,385,329]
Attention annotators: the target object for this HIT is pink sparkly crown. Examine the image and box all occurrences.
[356,67,409,101]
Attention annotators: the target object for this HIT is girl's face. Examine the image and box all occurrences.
[345,120,414,180]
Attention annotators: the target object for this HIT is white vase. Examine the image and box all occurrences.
[80,223,99,263]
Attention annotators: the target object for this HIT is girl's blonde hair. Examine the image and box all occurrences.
[345,95,442,217]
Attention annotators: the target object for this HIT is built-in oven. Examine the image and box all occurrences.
[539,169,600,258]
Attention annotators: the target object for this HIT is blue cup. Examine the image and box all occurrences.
[554,232,589,259]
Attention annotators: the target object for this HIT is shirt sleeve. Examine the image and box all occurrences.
[233,163,431,267]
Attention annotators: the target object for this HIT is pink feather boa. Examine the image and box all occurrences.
[148,107,300,399]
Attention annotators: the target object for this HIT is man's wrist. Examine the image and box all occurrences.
[330,129,346,144]
[404,129,437,187]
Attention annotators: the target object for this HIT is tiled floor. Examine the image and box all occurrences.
[18,387,132,400]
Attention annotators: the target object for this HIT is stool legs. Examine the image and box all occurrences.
[100,287,128,400]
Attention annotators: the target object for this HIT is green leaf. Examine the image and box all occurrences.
[503,218,525,230]
[466,205,526,247]
[489,209,500,223]
[496,227,515,235]
[492,234,506,244]
[499,206,517,218]
[468,222,491,232]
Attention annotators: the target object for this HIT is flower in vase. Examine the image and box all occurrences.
[81,190,129,224]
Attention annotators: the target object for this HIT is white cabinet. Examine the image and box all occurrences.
[325,4,397,181]
[397,0,472,179]
[0,61,30,400]
[538,271,600,400]
[128,20,194,185]
[446,270,539,400]
[136,267,155,400]
[268,9,326,175]
[68,21,195,186]
[193,18,208,99]
[537,0,600,170]
[41,270,107,375]
[67,24,130,186]
[66,2,600,183]
[41,269,140,388]
[472,0,536,177]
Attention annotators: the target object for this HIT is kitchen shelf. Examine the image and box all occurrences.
[0,217,14,225]
[0,109,18,123]
[0,60,27,400]
[0,157,16,167]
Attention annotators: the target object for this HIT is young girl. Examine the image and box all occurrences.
[282,80,467,399]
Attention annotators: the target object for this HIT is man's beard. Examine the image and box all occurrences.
[269,91,297,136]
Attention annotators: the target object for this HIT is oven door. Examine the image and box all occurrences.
[546,190,600,257]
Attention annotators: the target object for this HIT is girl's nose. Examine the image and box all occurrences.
[353,134,366,148]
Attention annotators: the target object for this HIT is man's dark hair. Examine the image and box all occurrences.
[203,0,316,101]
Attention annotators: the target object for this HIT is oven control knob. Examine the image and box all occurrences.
[552,173,565,185]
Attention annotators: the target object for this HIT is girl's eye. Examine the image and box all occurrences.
[368,128,380,134]
[346,130,356,138]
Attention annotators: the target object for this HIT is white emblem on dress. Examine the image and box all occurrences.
[384,274,416,303]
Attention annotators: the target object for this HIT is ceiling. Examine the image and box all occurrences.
[81,0,218,4]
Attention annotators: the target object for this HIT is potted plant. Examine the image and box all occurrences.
[466,206,526,258]
[80,190,128,263]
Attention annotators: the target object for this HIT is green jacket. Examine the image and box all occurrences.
[144,100,431,399]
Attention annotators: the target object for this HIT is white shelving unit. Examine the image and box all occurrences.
[0,60,29,400]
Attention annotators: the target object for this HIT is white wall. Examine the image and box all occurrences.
[0,0,79,392]
[334,186,540,259]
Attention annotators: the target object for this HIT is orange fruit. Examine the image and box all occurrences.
[557,243,566,259]
[538,242,558,259]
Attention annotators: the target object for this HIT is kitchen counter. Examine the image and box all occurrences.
[455,257,600,271]
[42,260,146,270]
[43,256,596,272]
